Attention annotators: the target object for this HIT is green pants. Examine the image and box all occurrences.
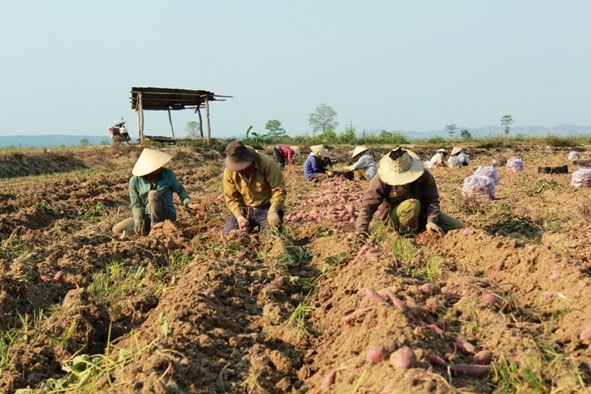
[389,198,463,235]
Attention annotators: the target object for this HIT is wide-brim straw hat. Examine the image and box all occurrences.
[310,144,330,158]
[225,140,256,171]
[352,146,369,158]
[377,147,424,186]
[451,147,463,155]
[437,148,448,154]
[132,148,173,176]
[290,146,301,155]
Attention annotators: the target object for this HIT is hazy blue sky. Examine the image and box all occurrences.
[2,1,590,138]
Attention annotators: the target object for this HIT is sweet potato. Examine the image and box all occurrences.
[364,288,388,306]
[450,363,491,377]
[380,288,406,310]
[454,337,476,355]
[342,307,375,324]
[481,293,503,305]
[389,346,416,369]
[473,350,493,365]
[427,351,448,368]
[367,345,389,363]
[320,369,337,391]
[420,283,441,296]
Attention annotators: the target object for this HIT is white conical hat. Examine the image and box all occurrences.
[451,147,463,155]
[132,148,173,176]
[289,146,301,155]
[310,144,330,157]
[352,146,369,158]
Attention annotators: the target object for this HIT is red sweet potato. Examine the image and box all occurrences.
[320,369,337,391]
[481,293,503,305]
[380,288,406,310]
[389,346,416,369]
[451,363,491,377]
[454,337,476,355]
[364,287,388,306]
[342,307,375,324]
[473,350,493,365]
[427,351,449,368]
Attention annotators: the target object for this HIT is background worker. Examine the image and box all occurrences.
[273,144,300,170]
[451,146,470,166]
[112,148,194,236]
[344,146,377,180]
[356,147,463,240]
[304,144,333,181]
[429,148,448,168]
[222,140,286,233]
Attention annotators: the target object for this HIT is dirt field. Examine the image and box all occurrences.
[1,142,591,393]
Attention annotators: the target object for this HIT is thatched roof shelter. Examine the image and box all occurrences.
[130,87,232,145]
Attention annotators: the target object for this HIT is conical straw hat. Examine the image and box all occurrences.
[377,147,424,186]
[289,146,301,155]
[132,148,173,176]
[310,144,330,157]
[352,146,369,158]
[451,147,463,155]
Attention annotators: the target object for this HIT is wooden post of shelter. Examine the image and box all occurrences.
[167,108,175,138]
[195,107,204,139]
[205,96,211,145]
[137,92,145,146]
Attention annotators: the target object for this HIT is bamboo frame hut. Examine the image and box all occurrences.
[130,87,232,145]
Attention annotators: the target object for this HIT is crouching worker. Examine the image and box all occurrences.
[223,140,286,233]
[273,144,300,171]
[304,144,333,181]
[355,147,462,240]
[112,148,193,236]
[344,146,377,181]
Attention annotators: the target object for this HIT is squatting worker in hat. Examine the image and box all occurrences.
[355,147,463,240]
[343,146,378,181]
[451,146,470,166]
[223,140,286,233]
[273,144,300,171]
[112,148,194,236]
[429,148,448,168]
[304,144,334,181]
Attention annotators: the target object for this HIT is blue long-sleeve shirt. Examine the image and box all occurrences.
[129,167,190,220]
[304,153,327,180]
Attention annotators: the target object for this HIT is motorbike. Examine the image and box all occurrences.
[108,118,132,145]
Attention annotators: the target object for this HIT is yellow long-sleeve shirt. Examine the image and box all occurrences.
[223,152,286,218]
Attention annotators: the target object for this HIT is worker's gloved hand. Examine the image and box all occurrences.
[267,210,281,227]
[236,215,249,230]
[343,166,350,171]
[134,219,145,236]
[426,222,444,235]
[326,170,334,177]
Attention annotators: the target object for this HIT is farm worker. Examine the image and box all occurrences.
[451,147,470,166]
[304,144,334,181]
[429,148,448,168]
[222,140,286,233]
[355,147,463,240]
[273,144,300,171]
[344,146,378,181]
[112,148,194,236]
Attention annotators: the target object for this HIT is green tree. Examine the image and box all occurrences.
[80,138,90,147]
[265,120,287,140]
[338,122,356,144]
[185,121,200,138]
[308,103,338,136]
[500,114,513,135]
[446,124,457,139]
[460,129,472,139]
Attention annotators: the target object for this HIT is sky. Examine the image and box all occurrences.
[2,1,591,139]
